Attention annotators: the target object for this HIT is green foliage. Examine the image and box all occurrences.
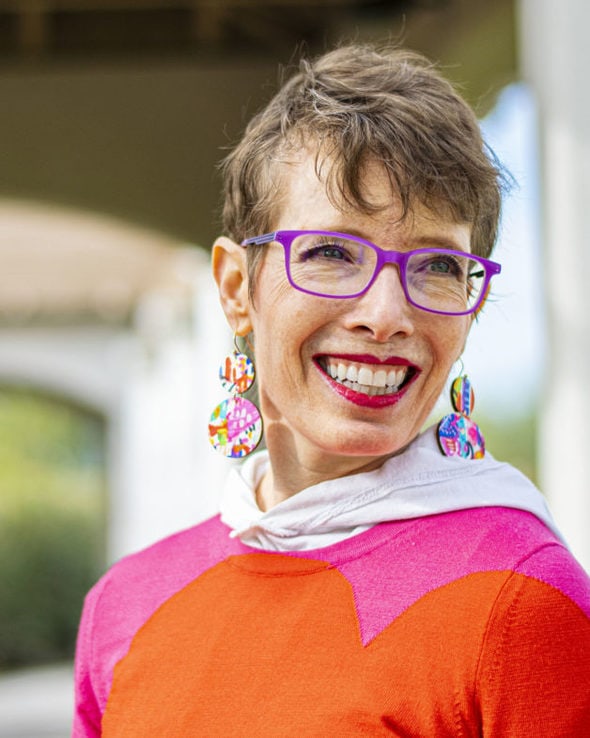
[0,387,105,669]
[0,504,102,667]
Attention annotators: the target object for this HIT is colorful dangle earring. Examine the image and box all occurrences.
[208,338,263,458]
[437,375,485,459]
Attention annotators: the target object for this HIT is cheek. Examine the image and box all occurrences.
[455,318,471,359]
[251,261,335,345]
[249,266,292,340]
[250,297,335,399]
[250,298,304,383]
[249,261,301,336]
[255,273,293,306]
[429,318,470,373]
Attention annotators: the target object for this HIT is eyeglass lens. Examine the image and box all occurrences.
[287,233,486,314]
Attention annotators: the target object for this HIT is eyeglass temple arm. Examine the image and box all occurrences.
[469,259,502,279]
[241,233,276,247]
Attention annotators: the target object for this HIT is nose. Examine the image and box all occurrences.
[342,263,415,341]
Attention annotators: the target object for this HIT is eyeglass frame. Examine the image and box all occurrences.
[241,229,502,317]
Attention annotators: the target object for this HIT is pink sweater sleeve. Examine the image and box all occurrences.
[73,584,104,736]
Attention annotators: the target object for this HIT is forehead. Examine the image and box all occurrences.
[275,145,398,216]
[273,147,471,245]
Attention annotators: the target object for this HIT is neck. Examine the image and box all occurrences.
[255,432,392,512]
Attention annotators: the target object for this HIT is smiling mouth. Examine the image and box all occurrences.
[315,357,417,397]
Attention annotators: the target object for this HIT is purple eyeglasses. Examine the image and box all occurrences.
[241,230,501,316]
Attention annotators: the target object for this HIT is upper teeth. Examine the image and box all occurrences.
[323,359,408,394]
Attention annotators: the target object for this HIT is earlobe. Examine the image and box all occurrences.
[211,236,253,336]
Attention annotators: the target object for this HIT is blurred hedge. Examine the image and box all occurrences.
[0,388,105,669]
[0,504,103,666]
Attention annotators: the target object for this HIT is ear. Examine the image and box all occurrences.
[211,236,253,336]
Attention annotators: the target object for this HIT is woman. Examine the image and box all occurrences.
[74,45,590,736]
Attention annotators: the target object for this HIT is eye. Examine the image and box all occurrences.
[430,257,459,273]
[420,254,466,278]
[300,241,355,263]
[305,245,345,260]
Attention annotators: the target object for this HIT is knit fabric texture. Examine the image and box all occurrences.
[74,507,590,736]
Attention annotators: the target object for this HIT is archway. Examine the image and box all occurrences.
[0,385,106,668]
[0,197,230,565]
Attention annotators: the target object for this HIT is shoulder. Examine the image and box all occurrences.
[454,506,590,610]
[475,553,590,735]
[320,507,589,647]
[428,506,589,610]
[75,515,233,719]
[86,514,231,623]
[446,508,590,729]
[370,506,577,569]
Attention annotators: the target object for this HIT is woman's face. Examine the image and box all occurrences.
[228,153,472,482]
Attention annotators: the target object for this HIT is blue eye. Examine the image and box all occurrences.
[431,258,456,273]
[420,255,465,278]
[300,243,353,262]
[299,241,356,263]
[290,234,369,278]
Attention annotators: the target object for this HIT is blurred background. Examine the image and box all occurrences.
[0,0,588,735]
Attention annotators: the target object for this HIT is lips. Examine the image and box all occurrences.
[314,354,419,406]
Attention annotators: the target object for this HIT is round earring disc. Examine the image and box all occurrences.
[437,412,485,459]
[208,396,262,458]
[219,352,255,394]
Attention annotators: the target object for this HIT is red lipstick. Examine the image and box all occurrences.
[320,353,415,366]
[313,354,420,408]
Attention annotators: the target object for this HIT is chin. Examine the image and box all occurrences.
[317,429,411,460]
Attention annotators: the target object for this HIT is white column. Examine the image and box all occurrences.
[520,0,590,570]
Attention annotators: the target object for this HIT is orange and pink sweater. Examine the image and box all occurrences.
[74,504,590,736]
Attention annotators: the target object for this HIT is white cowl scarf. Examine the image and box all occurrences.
[219,423,562,551]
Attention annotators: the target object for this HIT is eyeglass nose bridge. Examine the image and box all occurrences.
[365,246,410,292]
